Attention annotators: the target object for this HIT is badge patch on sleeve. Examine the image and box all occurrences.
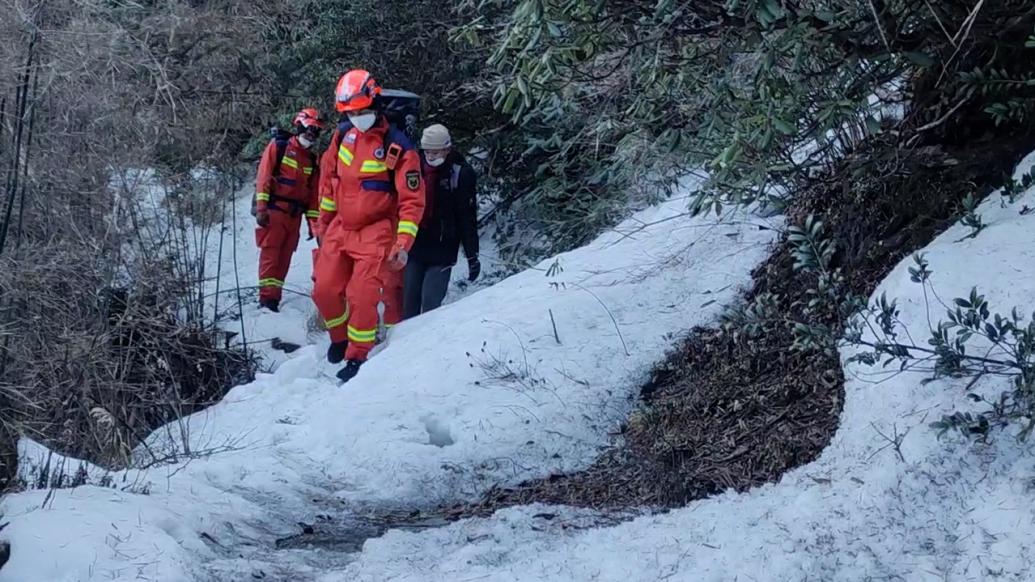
[406,170,421,191]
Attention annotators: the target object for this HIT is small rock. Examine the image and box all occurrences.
[271,337,301,354]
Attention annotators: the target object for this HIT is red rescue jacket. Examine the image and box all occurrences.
[317,117,425,250]
[255,136,320,220]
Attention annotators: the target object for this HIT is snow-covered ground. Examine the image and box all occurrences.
[0,175,776,581]
[318,155,1035,581]
[7,146,1032,582]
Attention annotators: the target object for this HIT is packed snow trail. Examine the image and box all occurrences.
[0,175,777,581]
[316,155,1035,581]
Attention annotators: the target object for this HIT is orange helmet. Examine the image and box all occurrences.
[335,70,381,113]
[293,107,324,130]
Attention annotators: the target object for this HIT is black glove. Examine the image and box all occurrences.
[256,210,270,228]
[306,218,316,241]
[467,256,481,282]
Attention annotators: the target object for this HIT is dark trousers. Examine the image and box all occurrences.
[403,257,452,319]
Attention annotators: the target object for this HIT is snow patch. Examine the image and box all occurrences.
[421,414,455,448]
[0,174,776,581]
[327,152,1035,581]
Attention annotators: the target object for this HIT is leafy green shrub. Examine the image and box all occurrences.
[847,254,1035,440]
[454,1,1035,255]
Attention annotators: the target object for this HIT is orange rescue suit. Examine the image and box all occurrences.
[312,117,425,361]
[255,136,320,304]
[381,220,405,328]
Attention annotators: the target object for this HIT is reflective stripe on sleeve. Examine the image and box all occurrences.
[397,220,418,238]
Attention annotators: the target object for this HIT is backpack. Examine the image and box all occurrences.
[378,89,421,142]
[250,127,315,217]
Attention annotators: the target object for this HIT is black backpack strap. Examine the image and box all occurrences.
[383,124,414,173]
[271,137,289,179]
[252,137,289,216]
[383,123,414,154]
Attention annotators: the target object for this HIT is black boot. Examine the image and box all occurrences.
[326,341,348,364]
[259,298,280,313]
[336,360,362,383]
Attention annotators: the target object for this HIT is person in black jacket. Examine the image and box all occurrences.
[403,124,480,319]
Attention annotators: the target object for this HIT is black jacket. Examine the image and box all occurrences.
[411,151,479,266]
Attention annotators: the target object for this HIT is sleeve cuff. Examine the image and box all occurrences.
[395,234,416,252]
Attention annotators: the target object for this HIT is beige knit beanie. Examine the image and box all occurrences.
[420,124,452,150]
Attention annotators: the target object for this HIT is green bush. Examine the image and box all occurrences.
[456,1,1035,241]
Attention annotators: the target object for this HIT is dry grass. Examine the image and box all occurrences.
[0,238,256,480]
[0,0,276,489]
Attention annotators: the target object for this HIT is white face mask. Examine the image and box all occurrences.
[348,112,377,132]
[298,135,314,149]
[426,156,445,167]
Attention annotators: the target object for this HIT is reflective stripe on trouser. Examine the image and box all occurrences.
[347,324,376,343]
[256,211,302,303]
[325,305,350,331]
[311,220,393,360]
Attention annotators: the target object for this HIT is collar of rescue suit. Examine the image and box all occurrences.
[289,135,304,149]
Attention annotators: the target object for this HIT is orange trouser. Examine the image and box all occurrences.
[311,220,393,361]
[381,219,404,328]
[381,266,404,327]
[256,210,302,303]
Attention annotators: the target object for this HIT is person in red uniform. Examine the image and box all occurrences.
[255,108,324,312]
[312,70,425,383]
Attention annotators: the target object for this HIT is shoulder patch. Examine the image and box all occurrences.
[344,131,357,144]
[406,170,421,191]
[374,147,385,160]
